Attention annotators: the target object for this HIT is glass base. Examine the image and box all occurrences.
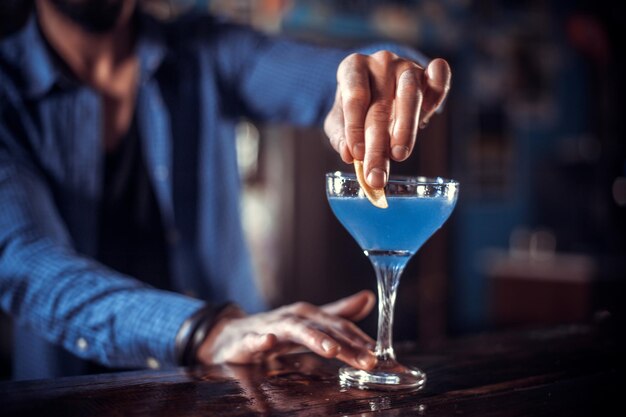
[339,360,426,391]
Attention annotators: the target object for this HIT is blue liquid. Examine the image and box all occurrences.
[328,196,455,255]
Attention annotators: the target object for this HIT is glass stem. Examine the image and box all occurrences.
[369,255,406,364]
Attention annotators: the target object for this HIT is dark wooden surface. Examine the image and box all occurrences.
[0,320,621,416]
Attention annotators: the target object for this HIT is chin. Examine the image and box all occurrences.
[49,0,136,33]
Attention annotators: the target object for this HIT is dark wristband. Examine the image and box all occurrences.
[175,303,231,366]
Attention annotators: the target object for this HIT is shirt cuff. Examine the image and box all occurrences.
[105,289,206,368]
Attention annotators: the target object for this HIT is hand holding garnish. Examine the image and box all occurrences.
[325,52,451,189]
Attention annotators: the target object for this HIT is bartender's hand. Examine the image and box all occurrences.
[324,52,452,188]
[196,290,377,370]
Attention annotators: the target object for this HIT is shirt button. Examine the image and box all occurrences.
[154,165,169,182]
[146,357,161,370]
[76,337,88,351]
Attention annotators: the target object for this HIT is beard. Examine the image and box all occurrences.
[48,0,127,33]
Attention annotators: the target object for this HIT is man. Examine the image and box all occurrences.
[0,0,451,380]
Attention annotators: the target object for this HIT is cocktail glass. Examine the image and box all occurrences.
[326,172,459,390]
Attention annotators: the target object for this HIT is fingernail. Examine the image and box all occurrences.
[366,168,386,188]
[353,143,365,159]
[392,145,409,161]
[358,351,375,368]
[322,339,337,353]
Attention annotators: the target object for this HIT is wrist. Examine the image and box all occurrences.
[195,304,246,365]
[175,303,235,367]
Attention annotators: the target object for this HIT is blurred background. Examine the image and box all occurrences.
[1,0,625,379]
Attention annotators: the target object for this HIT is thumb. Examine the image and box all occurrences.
[321,290,376,321]
[421,58,451,123]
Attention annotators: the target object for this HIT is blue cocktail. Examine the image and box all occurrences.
[326,172,459,390]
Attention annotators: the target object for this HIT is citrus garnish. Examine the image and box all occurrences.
[354,160,388,209]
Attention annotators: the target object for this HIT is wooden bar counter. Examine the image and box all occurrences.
[0,320,621,416]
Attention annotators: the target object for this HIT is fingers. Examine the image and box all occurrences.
[324,89,353,163]
[421,58,451,125]
[362,51,395,189]
[337,53,370,162]
[321,290,376,322]
[293,301,375,348]
[205,296,378,370]
[224,332,278,364]
[391,65,423,162]
[287,298,378,370]
[315,326,375,370]
[330,331,377,370]
[328,52,452,188]
[265,299,377,369]
[278,315,342,358]
[275,315,376,370]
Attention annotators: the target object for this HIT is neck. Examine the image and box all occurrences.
[35,0,136,91]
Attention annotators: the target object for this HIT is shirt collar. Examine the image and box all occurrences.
[0,13,58,99]
[135,12,167,84]
[3,10,167,99]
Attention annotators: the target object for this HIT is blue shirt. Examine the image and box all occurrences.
[0,11,426,380]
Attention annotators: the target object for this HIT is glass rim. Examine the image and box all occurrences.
[325,171,459,186]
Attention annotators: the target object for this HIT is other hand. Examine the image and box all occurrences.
[324,51,451,188]
[196,290,377,370]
